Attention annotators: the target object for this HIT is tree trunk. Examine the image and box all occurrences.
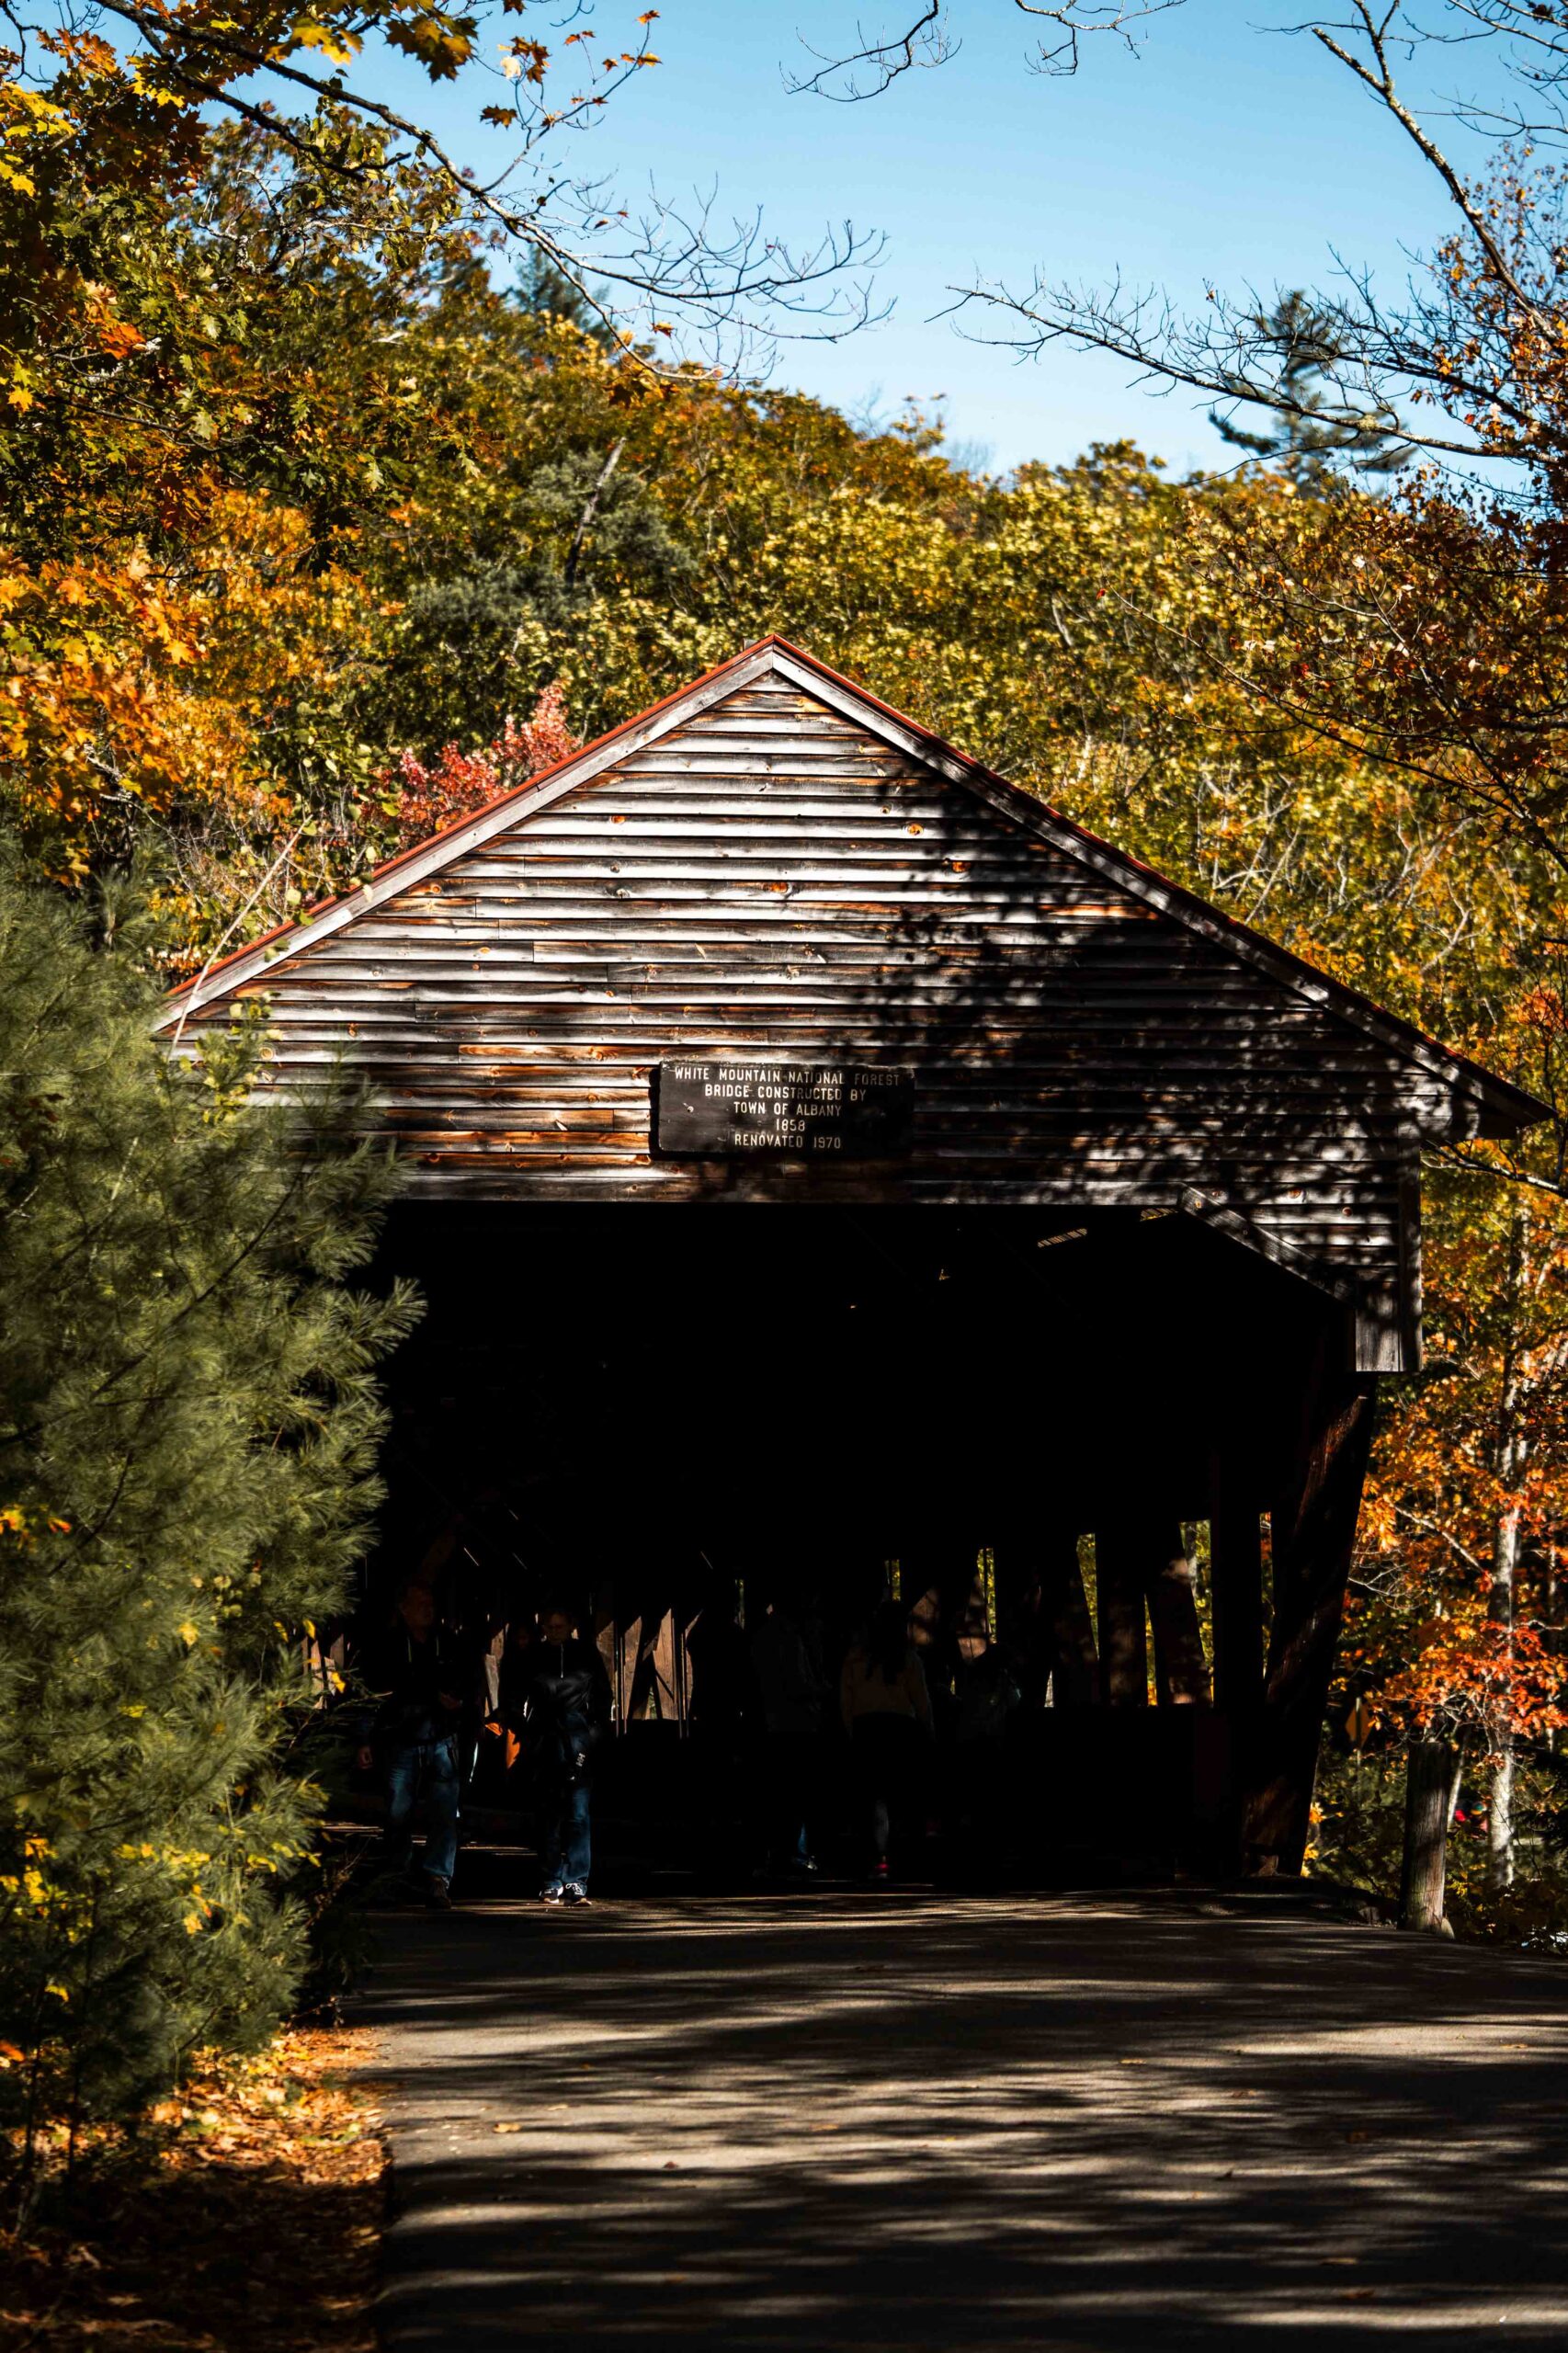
[1487,1503,1521,1894]
[1487,1210,1528,1897]
[563,438,625,586]
[1401,1738,1455,1934]
[1487,1739,1516,1895]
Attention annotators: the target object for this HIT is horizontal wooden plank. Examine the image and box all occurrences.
[292,951,1378,998]
[169,672,1452,1307]
[236,1052,1428,1119]
[608,747,917,771]
[222,992,1435,1054]
[244,992,1428,1045]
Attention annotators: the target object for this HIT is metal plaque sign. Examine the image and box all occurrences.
[655,1063,915,1159]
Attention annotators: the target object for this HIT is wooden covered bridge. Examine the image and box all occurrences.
[158,637,1543,1876]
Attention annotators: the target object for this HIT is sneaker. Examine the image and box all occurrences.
[540,1884,565,1905]
[562,1883,592,1906]
[869,1858,891,1883]
[787,1853,821,1877]
[426,1876,453,1912]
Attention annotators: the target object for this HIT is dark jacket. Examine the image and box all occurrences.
[949,1647,1021,1745]
[750,1608,826,1741]
[506,1637,612,1790]
[363,1617,483,1748]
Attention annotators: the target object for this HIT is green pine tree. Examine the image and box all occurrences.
[0,858,417,2190]
[512,248,617,347]
[1211,291,1408,485]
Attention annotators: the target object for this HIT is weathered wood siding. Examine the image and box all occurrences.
[167,665,1485,1360]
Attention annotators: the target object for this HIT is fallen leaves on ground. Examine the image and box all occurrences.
[0,2029,383,2351]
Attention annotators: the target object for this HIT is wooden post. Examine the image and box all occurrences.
[1095,1527,1148,1707]
[677,1599,702,1736]
[592,1583,619,1729]
[996,1543,1047,1708]
[1400,1738,1455,1934]
[1242,1349,1376,1873]
[1145,1525,1210,1706]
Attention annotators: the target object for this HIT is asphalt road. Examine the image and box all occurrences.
[362,1885,1568,2350]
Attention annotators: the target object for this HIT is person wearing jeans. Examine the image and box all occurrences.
[358,1581,480,1910]
[543,1778,594,1896]
[384,1729,461,1890]
[508,1603,611,1904]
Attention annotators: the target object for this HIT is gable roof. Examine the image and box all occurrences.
[156,635,1545,1136]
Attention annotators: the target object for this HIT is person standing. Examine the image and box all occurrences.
[508,1603,611,1904]
[841,1602,933,1881]
[945,1620,1022,1879]
[358,1581,481,1910]
[749,1593,827,1876]
[687,1602,762,1881]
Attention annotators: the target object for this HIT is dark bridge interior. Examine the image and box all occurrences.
[354,1205,1347,1879]
[369,1202,1325,1574]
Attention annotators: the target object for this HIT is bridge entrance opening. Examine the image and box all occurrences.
[358,1200,1351,1880]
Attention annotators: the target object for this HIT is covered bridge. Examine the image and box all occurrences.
[157,638,1543,1875]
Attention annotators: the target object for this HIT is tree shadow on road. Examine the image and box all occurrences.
[363,1892,1568,2351]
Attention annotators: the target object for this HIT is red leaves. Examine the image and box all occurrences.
[392,680,578,849]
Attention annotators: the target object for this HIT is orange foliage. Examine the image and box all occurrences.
[1378,1617,1566,1749]
[1345,1178,1568,1759]
[1,498,378,875]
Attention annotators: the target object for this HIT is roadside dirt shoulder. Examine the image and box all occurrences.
[0,2027,385,2352]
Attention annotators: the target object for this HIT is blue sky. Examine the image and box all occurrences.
[366,1,1504,474]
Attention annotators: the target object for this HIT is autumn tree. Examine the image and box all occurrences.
[0,0,881,929]
[2,0,873,348]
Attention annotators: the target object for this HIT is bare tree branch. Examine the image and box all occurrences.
[1012,0,1186,75]
[1307,3,1543,318]
[946,267,1513,464]
[789,3,950,102]
[793,4,1568,470]
[790,0,1178,98]
[11,0,886,363]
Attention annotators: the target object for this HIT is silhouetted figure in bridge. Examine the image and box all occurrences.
[842,1603,933,1882]
[750,1594,828,1877]
[943,1620,1022,1880]
[358,1580,484,1910]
